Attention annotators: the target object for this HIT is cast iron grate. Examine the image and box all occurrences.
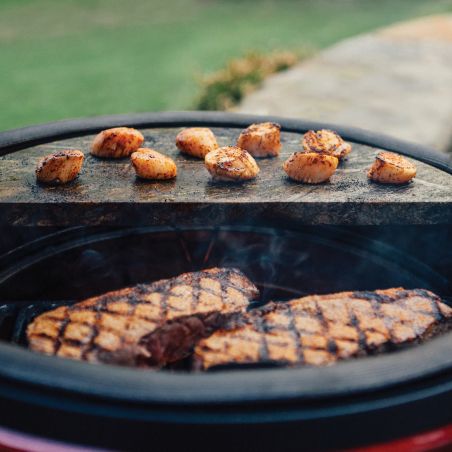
[0,301,71,346]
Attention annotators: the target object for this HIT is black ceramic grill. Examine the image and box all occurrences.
[0,112,451,451]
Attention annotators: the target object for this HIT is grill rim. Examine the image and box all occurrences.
[1,328,451,408]
[0,111,451,174]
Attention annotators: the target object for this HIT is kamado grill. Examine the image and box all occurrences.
[0,112,451,451]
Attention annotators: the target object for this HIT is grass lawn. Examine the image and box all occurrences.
[1,0,451,131]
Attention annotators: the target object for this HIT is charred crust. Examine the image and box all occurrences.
[351,291,391,303]
[303,129,344,156]
[245,122,281,133]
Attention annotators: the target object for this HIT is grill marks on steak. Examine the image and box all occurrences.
[194,288,452,370]
[27,276,452,371]
[26,268,258,366]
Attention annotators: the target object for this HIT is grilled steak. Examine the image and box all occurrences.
[27,268,258,366]
[194,288,452,370]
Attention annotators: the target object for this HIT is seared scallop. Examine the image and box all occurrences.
[176,128,218,159]
[283,152,338,184]
[91,127,144,158]
[237,122,281,157]
[205,146,259,182]
[302,129,351,159]
[131,148,177,180]
[36,150,84,185]
[367,151,416,184]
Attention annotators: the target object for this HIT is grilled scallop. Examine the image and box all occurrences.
[35,150,84,185]
[367,152,416,184]
[283,152,338,184]
[303,129,352,159]
[91,127,144,158]
[176,127,218,159]
[237,122,281,157]
[205,146,260,182]
[131,148,177,180]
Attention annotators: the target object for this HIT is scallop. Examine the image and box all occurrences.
[91,127,144,158]
[36,150,84,185]
[367,151,416,184]
[237,122,281,157]
[204,146,259,182]
[302,129,351,159]
[131,148,177,180]
[283,152,338,184]
[176,128,218,159]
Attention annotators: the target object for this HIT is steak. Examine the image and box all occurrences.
[27,268,258,366]
[194,288,452,370]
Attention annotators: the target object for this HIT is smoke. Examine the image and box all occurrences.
[1,225,450,303]
[203,227,309,303]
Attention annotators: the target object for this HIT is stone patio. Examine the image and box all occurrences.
[236,15,452,153]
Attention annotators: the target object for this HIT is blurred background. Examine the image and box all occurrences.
[1,0,452,148]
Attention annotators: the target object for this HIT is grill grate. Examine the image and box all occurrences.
[0,301,72,346]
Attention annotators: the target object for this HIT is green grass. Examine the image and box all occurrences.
[1,0,451,131]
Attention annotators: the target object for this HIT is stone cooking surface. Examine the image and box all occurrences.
[0,127,451,226]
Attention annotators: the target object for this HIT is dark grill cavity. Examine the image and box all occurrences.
[0,226,451,365]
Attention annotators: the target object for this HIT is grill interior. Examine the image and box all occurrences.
[1,225,451,362]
